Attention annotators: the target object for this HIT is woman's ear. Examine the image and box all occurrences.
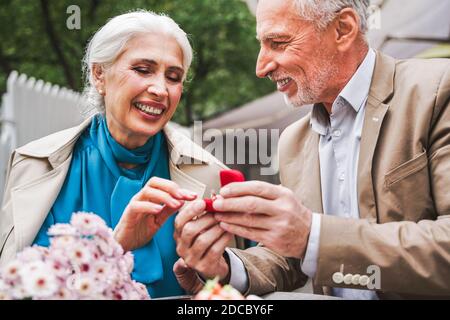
[92,64,106,95]
[333,8,361,52]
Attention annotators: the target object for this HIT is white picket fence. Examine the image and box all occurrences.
[0,71,84,203]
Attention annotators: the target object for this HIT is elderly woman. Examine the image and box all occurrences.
[0,11,234,298]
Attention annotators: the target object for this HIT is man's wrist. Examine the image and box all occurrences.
[219,251,231,285]
[299,208,313,260]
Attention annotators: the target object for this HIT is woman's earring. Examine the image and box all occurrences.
[99,89,104,95]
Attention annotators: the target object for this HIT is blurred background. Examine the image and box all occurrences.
[0,0,449,199]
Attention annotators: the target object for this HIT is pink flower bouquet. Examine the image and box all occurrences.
[0,212,149,300]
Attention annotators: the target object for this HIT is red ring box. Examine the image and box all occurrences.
[204,169,245,213]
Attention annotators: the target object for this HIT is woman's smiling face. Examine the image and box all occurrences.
[95,33,185,149]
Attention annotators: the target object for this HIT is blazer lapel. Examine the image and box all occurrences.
[357,51,395,222]
[12,156,72,252]
[357,100,389,222]
[301,132,324,214]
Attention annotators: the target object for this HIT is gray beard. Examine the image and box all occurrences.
[284,61,338,108]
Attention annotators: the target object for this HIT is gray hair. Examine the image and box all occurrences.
[81,10,193,116]
[294,0,370,33]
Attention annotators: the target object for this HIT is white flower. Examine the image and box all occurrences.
[20,262,58,298]
[50,234,77,249]
[96,238,114,256]
[16,246,46,263]
[68,245,91,265]
[51,287,75,300]
[119,252,134,274]
[72,275,96,297]
[1,261,21,281]
[92,260,111,281]
[70,212,108,236]
[48,224,78,237]
[131,281,150,300]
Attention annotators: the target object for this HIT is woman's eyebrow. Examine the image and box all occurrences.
[167,66,184,74]
[133,58,184,72]
[132,58,158,66]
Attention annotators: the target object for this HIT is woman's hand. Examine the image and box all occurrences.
[113,177,197,252]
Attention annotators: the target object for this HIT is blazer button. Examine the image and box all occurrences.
[359,275,369,286]
[351,274,360,285]
[343,273,353,285]
[332,272,344,284]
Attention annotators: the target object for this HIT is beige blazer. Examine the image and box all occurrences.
[0,116,244,266]
[231,51,450,299]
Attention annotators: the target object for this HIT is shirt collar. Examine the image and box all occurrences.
[310,48,376,135]
[340,48,376,113]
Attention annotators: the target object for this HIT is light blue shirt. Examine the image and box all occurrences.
[301,48,377,299]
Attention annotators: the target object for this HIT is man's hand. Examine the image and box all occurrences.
[174,200,233,282]
[213,181,312,259]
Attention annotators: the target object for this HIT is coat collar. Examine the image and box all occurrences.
[14,115,211,169]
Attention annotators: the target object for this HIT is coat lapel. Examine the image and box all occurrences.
[357,100,389,222]
[301,132,323,214]
[12,156,72,252]
[357,51,395,222]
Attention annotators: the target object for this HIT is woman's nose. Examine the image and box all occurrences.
[147,75,168,99]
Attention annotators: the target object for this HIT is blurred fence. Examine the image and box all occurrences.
[0,71,84,203]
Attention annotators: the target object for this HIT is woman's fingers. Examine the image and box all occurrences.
[137,186,183,209]
[125,200,164,215]
[146,177,197,201]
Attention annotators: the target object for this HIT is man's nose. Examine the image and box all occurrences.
[256,47,276,78]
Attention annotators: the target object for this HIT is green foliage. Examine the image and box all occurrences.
[0,0,273,125]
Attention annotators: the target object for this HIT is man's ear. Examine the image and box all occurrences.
[92,64,106,94]
[333,8,360,52]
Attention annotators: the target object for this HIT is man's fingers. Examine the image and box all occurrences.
[189,224,226,259]
[201,231,233,261]
[182,214,218,248]
[219,181,283,200]
[212,195,274,215]
[214,212,271,230]
[219,222,264,244]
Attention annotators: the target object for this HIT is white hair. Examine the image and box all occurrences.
[81,9,193,115]
[294,0,370,33]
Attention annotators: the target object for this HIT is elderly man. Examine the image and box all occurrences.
[174,0,450,299]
